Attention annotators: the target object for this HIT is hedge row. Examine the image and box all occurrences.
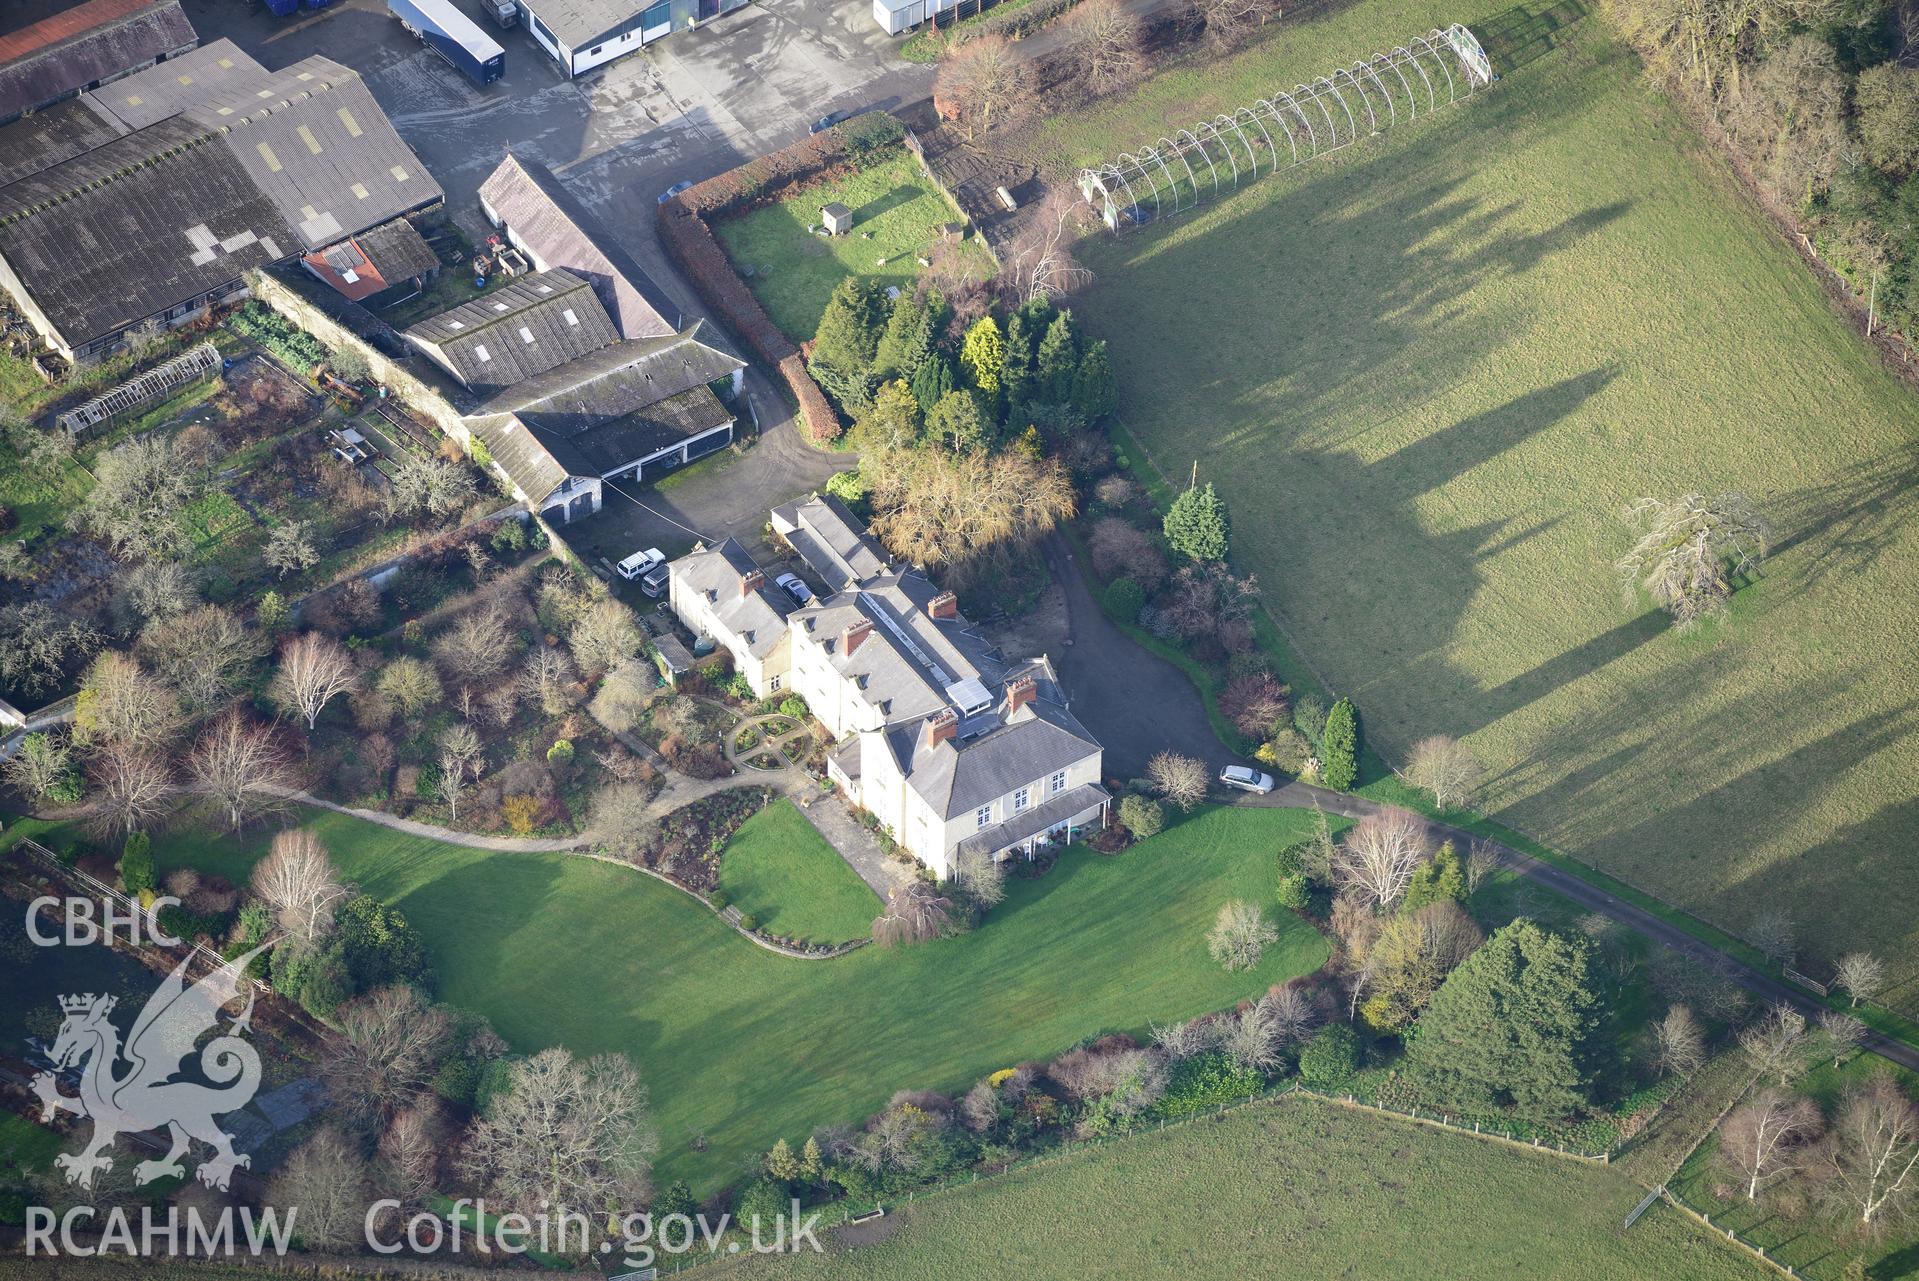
[654,123,892,445]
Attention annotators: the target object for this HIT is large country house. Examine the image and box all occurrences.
[669,495,1107,878]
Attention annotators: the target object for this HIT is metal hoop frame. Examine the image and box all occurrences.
[1078,25,1492,230]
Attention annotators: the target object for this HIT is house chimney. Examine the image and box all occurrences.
[739,569,764,598]
[1006,674,1038,716]
[924,708,958,751]
[926,591,958,621]
[842,618,873,655]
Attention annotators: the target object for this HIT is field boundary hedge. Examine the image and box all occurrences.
[655,127,873,445]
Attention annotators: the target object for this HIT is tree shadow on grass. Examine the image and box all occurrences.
[851,184,928,224]
[1769,441,1919,596]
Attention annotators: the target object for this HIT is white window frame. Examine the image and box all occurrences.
[1013,787,1030,812]
[975,804,992,829]
[1050,770,1066,794]
[769,674,782,692]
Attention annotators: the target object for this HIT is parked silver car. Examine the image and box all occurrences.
[1218,765,1276,795]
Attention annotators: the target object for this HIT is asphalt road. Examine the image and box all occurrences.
[1044,531,1919,1074]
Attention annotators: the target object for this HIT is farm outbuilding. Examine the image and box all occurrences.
[872,0,961,36]
[821,202,853,236]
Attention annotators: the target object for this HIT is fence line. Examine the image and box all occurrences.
[1659,1185,1802,1279]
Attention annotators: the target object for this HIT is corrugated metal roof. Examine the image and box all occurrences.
[406,268,620,391]
[516,0,647,49]
[0,0,194,122]
[82,38,265,130]
[0,116,295,345]
[0,96,123,186]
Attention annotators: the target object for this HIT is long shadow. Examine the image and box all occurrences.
[1476,0,1592,73]
[1769,440,1919,588]
[851,184,927,223]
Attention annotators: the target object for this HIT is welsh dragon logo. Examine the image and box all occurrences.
[31,943,271,1192]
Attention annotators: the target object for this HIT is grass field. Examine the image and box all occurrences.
[718,798,881,944]
[1035,2,1919,1009]
[134,804,1326,1192]
[714,151,991,343]
[722,1098,1760,1280]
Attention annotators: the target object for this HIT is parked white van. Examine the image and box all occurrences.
[617,548,665,580]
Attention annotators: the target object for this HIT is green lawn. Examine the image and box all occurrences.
[1036,3,1919,1012]
[722,1098,1761,1280]
[144,803,1327,1192]
[718,798,881,945]
[713,151,992,344]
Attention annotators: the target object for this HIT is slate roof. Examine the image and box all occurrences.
[771,492,890,589]
[477,151,678,340]
[901,690,1113,820]
[406,269,620,391]
[670,538,791,660]
[529,384,732,475]
[790,572,1004,726]
[517,0,647,49]
[303,216,438,301]
[957,783,1109,858]
[0,97,121,186]
[0,0,194,123]
[0,116,295,344]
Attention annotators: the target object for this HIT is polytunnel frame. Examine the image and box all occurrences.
[1078,24,1493,231]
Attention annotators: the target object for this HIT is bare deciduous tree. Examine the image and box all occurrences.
[1825,1072,1919,1228]
[1146,750,1209,811]
[873,883,954,947]
[377,657,442,721]
[435,607,516,690]
[437,723,482,821]
[250,828,346,948]
[1464,839,1500,896]
[271,633,357,732]
[1749,909,1795,965]
[1207,900,1277,972]
[73,652,182,749]
[379,1100,446,1207]
[935,35,1035,139]
[459,1047,657,1217]
[1739,1004,1810,1086]
[1062,0,1145,92]
[1189,0,1282,48]
[568,599,641,678]
[1222,1002,1285,1073]
[1404,734,1483,812]
[138,604,262,712]
[3,730,74,805]
[518,646,578,718]
[85,745,175,839]
[1719,1090,1822,1202]
[324,986,454,1129]
[188,712,293,830]
[264,520,319,579]
[865,445,1075,581]
[1000,189,1093,306]
[267,1128,368,1250]
[1151,1017,1220,1062]
[951,848,1006,908]
[1615,492,1770,628]
[1653,1005,1707,1077]
[590,782,655,864]
[1835,952,1886,1009]
[1334,807,1431,911]
[1819,1009,1869,1069]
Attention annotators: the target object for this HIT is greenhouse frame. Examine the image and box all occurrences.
[1077,25,1494,231]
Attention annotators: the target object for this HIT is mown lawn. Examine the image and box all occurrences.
[144,804,1327,1193]
[722,1099,1761,1280]
[713,151,991,344]
[1037,2,1919,1010]
[718,798,880,945]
